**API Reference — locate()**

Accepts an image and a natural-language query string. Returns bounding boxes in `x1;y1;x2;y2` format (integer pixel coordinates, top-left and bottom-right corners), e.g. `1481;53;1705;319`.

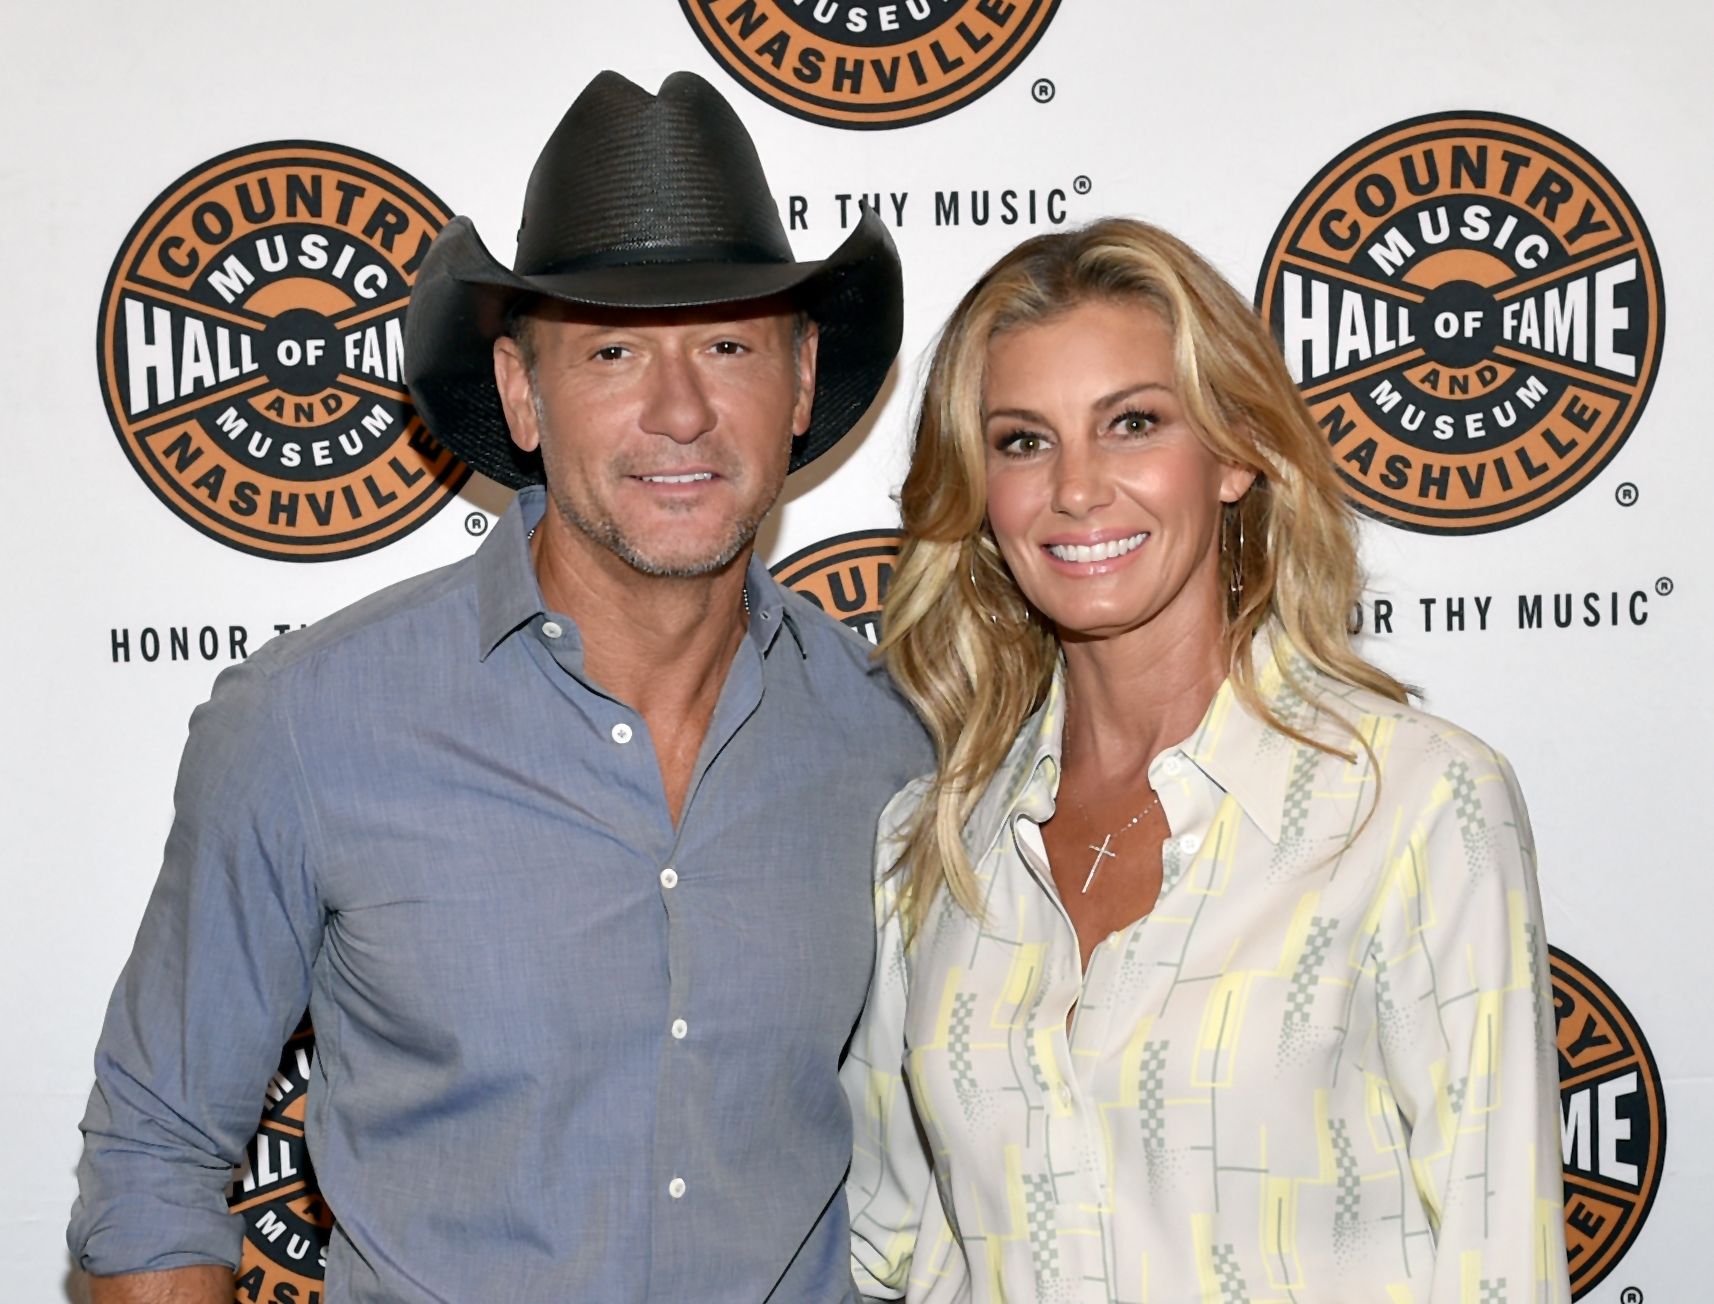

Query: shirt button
1160;755;1183;777
1179;833;1203;856
1057;1083;1073;1107
671;1018;689;1040
610;722;633;744
540;620;563;640
668;1176;686;1199
660;867;679;889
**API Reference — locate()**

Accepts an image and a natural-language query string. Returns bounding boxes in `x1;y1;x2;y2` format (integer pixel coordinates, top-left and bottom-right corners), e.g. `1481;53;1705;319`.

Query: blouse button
1178;833;1203;856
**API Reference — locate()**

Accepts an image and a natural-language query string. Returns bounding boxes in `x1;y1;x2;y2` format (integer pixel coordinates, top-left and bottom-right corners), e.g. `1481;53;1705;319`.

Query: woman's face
981;298;1254;645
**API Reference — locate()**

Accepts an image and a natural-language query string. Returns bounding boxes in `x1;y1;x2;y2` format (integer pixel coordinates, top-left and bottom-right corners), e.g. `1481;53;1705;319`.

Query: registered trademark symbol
1615;481;1639;506
1031;78;1056;103
1073;175;1092;195
1655;577;1673;597
1620;1286;1644;1304
465;512;489;537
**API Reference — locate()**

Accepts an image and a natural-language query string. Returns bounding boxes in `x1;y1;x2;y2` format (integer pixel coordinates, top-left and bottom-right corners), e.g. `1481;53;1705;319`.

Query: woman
843;220;1569;1302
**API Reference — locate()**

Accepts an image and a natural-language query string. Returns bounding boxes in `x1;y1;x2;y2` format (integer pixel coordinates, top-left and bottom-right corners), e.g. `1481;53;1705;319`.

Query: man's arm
69;659;324;1279
87;1264;233;1304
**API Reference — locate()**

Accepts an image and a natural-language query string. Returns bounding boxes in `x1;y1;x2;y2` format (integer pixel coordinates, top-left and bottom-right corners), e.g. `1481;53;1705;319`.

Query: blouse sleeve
842;787;940;1301
1372;738;1571;1302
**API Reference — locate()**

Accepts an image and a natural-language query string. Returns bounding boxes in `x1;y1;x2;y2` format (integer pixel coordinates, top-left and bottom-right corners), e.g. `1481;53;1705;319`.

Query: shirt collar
476;485;805;661
962;627;1340;853
742;554;807;658
476;487;549;660
1177;634;1297;844
961;673;1065;864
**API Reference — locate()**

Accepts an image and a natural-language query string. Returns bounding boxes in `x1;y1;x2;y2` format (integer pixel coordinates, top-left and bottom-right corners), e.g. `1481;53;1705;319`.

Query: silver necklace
1079;789;1161;894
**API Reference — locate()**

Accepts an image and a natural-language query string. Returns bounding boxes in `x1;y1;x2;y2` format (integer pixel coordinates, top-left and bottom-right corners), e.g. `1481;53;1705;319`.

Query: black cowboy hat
404;70;903;488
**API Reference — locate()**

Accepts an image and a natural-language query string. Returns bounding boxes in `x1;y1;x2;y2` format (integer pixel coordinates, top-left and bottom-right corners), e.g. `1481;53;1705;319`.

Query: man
70;71;928;1302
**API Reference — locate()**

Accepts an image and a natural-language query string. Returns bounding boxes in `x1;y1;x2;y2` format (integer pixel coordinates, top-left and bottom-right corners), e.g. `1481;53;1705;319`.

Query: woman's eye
996;431;1045;456
1114;409;1156;436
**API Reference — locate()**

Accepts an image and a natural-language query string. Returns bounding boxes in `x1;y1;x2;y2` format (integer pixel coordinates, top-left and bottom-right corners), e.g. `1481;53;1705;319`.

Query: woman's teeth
1046;533;1147;563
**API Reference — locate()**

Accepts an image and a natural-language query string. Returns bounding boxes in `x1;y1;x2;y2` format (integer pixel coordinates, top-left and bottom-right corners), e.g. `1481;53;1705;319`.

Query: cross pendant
1081;834;1117;893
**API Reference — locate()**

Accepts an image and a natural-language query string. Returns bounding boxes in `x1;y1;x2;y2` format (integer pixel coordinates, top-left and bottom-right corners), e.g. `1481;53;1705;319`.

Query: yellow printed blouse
843;637;1571;1303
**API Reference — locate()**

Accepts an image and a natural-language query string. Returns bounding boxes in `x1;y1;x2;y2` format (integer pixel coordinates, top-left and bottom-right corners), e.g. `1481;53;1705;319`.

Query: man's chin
548;490;769;581
604;528;756;580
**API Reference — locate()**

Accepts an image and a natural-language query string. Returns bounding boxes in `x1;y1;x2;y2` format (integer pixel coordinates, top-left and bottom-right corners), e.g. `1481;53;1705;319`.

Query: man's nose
639;350;717;443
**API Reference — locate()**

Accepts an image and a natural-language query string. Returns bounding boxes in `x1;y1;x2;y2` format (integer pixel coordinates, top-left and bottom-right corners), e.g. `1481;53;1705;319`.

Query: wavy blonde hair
881;218;1408;932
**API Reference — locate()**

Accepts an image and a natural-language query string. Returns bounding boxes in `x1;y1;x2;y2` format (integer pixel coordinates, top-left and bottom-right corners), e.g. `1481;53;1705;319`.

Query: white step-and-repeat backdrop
3;2;1707;1300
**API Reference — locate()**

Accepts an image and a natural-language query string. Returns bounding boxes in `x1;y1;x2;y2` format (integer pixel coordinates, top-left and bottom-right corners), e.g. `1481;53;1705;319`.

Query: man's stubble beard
544;474;778;579
533;385;786;579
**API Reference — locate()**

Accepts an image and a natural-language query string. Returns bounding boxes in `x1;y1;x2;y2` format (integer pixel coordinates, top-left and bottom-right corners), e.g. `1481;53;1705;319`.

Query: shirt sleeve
1372;738;1571;1303
68;658;324;1276
842;788;939;1301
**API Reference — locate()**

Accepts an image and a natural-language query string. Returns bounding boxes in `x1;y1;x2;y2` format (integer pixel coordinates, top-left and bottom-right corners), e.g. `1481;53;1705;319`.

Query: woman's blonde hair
881;218;1408;933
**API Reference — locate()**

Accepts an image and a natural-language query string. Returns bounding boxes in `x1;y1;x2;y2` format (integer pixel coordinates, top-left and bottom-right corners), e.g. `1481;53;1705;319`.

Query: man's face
494;303;817;578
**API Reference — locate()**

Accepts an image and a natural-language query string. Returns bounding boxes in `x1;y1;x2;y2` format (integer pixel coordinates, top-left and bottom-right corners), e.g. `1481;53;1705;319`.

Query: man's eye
594;346;628;361
712;339;746;355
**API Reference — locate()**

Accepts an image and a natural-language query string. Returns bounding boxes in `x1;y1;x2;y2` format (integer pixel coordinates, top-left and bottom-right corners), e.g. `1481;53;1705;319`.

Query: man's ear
790;319;820;438
493;336;540;453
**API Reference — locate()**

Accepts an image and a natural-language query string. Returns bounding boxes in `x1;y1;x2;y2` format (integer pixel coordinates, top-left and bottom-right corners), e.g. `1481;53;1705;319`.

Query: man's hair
503;295;546;375
879;218;1409;934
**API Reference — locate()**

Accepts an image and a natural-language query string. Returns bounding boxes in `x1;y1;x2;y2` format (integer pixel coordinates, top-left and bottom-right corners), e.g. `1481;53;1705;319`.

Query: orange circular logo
680;0;1061;129
1256;113;1663;533
1552;946;1666;1299
227;1020;333;1297
99;142;469;561
771;529;902;643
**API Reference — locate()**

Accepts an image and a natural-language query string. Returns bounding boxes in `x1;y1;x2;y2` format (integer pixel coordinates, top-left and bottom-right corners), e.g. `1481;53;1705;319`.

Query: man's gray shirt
69;485;931;1301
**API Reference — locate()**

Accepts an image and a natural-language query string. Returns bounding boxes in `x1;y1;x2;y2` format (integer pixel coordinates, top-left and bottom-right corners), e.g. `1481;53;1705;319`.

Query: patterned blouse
843;635;1571;1303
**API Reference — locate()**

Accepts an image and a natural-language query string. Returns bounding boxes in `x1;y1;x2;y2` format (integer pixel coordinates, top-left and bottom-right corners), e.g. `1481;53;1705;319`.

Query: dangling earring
968;539;998;626
1224;505;1245;609
969;535;1030;630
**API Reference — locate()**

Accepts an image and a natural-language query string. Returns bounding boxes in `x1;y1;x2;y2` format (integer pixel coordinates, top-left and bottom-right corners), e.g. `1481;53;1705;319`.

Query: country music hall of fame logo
681;0;1061;128
771;529;902;643
98;141;469;561
226;1019;332;1300
1256;112;1663;534
1552;947;1667;1299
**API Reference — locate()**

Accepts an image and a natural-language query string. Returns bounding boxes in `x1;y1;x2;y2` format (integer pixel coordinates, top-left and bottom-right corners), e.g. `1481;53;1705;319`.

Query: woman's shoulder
878;773;936;840
1291;663;1523;798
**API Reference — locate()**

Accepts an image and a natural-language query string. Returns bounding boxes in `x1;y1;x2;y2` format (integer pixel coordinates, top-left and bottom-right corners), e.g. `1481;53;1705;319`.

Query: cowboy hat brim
404;208;902;489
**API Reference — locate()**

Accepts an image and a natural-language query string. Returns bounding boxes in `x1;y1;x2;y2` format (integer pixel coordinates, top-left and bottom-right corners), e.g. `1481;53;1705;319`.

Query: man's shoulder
776;587;929;749
260;554;477;670
779;585;895;691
